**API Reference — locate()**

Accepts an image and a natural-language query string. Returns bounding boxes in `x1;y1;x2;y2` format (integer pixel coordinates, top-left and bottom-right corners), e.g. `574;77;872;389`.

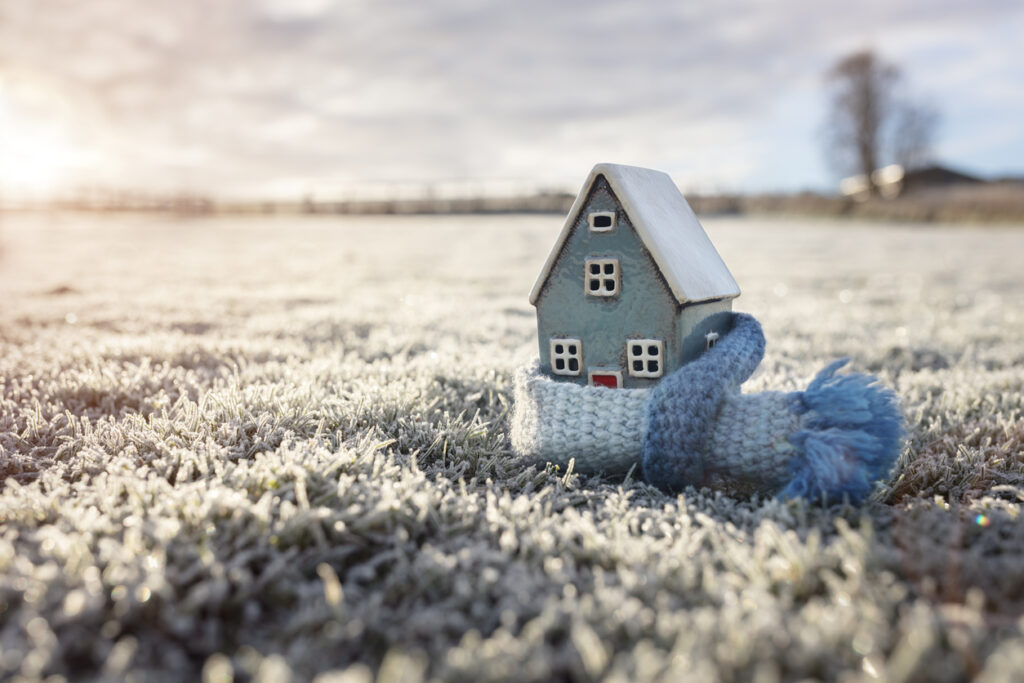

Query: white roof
529;163;740;305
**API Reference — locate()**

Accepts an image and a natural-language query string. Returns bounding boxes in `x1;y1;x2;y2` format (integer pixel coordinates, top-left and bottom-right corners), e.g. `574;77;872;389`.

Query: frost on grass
1;214;1024;682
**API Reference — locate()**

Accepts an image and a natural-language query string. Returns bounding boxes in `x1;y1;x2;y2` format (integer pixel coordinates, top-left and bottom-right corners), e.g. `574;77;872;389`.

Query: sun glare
0;86;84;198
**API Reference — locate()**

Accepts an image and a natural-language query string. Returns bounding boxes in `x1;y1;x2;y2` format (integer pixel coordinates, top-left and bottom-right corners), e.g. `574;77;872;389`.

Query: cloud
0;0;1021;197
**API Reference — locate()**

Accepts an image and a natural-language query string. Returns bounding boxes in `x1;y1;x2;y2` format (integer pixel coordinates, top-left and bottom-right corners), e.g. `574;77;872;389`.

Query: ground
1;212;1023;682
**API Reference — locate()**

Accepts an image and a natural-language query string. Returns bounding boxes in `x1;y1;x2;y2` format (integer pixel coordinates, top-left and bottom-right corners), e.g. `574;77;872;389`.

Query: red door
589;371;622;388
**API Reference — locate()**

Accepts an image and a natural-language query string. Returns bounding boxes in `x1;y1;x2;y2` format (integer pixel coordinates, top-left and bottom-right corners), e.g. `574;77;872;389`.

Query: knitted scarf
511;313;904;503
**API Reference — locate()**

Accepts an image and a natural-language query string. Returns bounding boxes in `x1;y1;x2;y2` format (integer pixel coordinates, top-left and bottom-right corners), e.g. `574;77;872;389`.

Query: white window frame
588;368;623;388
549;338;582;376
705;331;720;351
584;258;620;297
588;211;616;232
627;339;664;378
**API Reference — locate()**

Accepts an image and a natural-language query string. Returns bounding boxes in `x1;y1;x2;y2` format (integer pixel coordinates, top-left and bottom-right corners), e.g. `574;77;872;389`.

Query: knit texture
511;312;904;502
702;391;802;497
781;359;905;502
641;313;766;491
510;362;648;474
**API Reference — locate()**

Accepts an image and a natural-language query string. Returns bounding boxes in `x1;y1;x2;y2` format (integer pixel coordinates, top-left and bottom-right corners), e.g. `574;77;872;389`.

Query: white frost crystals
2;212;1024;682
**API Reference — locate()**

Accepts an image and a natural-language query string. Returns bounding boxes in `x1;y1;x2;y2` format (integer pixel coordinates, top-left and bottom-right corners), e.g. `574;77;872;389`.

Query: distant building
840;164;982;201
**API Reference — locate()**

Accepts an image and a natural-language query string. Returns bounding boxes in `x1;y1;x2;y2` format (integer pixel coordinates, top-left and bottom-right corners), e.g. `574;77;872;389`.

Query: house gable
534;175;680;387
530;163;739;306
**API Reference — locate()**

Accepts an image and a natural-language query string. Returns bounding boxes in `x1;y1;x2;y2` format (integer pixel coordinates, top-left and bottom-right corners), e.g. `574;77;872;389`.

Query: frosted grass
1;213;1023;681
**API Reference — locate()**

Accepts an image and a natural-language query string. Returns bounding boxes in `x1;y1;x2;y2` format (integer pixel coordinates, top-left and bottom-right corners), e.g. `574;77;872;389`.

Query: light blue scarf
642;313;904;502
511;312;904;503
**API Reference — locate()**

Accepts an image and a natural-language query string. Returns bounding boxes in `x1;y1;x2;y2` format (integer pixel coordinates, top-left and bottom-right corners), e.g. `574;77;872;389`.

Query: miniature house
530;163;740;389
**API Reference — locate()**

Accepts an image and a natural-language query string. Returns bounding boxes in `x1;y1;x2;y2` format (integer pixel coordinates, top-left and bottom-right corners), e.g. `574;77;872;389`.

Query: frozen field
1;212;1023;681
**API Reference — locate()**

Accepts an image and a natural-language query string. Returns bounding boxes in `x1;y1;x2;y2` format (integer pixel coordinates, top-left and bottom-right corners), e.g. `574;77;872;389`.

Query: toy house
529;163;740;389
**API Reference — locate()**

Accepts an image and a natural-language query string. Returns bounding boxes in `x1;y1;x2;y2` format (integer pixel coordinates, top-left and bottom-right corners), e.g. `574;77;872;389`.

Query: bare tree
823;49;939;196
892;100;940;171
824;50;899;196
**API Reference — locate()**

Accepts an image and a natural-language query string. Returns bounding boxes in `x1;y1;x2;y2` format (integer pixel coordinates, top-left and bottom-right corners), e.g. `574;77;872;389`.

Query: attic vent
588;211;616;232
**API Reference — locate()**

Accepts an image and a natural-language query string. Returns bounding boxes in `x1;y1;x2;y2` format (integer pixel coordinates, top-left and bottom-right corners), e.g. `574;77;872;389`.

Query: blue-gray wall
535;176;733;389
675;301;734;365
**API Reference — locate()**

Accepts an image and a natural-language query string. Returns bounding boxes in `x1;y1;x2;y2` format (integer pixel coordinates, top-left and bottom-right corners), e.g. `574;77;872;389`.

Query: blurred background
0;0;1021;218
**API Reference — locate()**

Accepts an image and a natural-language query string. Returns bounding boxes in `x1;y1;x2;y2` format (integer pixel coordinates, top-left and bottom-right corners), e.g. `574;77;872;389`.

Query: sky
0;0;1021;200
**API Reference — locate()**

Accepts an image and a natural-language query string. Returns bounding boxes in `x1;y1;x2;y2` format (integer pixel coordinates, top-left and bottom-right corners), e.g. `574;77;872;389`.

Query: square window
627;339;664;378
588;211;616;232
550;337;582;376
584;258;619;297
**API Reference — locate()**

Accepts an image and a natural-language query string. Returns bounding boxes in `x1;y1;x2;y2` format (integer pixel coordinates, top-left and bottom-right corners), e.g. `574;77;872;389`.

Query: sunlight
0;84;83;198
